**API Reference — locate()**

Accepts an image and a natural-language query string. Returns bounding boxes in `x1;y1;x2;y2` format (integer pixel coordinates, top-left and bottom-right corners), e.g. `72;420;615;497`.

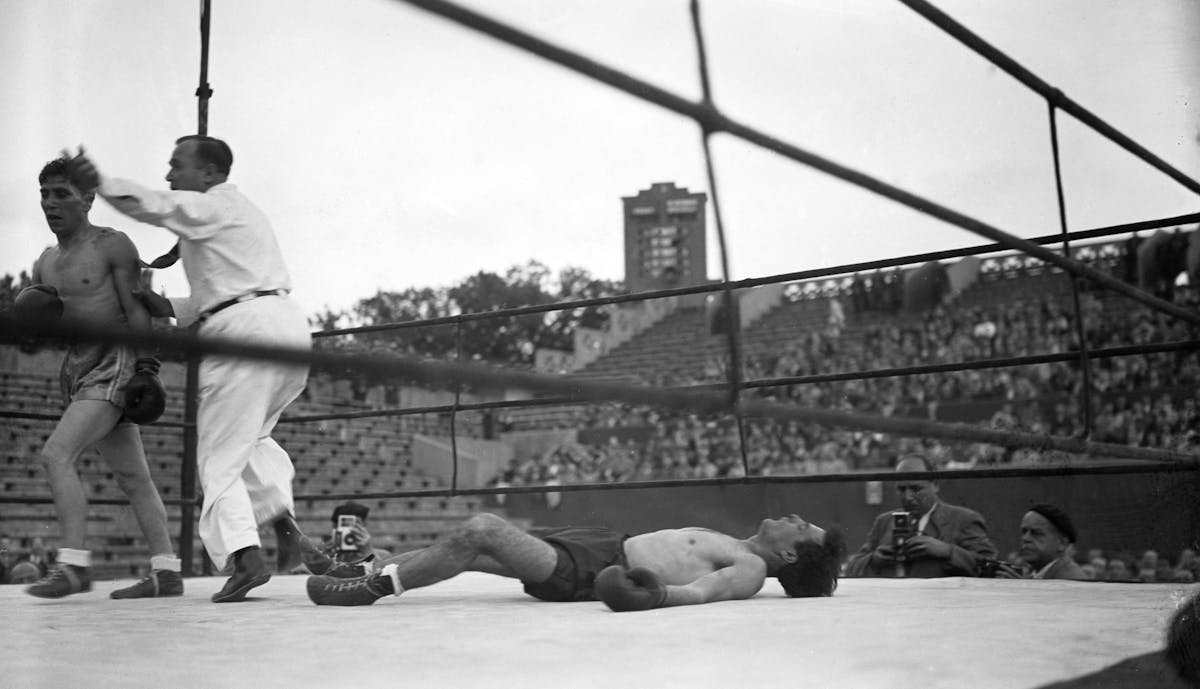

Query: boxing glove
595;565;668;612
14;284;64;321
123;357;166;424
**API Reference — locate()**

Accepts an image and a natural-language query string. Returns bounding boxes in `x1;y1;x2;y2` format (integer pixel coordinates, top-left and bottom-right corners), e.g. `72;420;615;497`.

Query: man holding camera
844;454;997;578
298;502;391;574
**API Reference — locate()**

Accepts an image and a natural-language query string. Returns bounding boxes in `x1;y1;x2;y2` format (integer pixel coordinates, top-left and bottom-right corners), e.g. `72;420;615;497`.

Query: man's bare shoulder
91;226;139;262
92;226;134;247
31;244;56;271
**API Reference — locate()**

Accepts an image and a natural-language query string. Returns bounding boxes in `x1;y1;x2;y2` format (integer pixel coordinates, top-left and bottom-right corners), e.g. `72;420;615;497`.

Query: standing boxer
66;138;317;602
21;156;181;599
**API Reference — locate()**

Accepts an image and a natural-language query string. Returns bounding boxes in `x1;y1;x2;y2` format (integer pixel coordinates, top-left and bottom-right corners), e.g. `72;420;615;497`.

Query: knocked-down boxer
305;512;845;611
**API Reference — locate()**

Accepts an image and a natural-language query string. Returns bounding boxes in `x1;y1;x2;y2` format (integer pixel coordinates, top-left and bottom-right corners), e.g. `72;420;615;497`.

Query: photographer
845;454;997;578
296;502;391;574
993;504;1086;580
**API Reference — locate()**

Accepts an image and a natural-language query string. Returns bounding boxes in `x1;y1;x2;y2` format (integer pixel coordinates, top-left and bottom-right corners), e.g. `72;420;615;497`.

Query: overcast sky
2;0;1197;319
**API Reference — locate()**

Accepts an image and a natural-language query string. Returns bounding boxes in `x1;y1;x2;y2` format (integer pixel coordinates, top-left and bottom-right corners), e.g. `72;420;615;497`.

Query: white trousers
195;295;310;571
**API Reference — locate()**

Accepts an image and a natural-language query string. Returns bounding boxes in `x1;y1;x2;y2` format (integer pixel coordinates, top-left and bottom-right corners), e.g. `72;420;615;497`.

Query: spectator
9;557;41;585
997;504;1085;580
844;454;998;577
1176;549;1199;582
28;537;52;579
297;501;392;575
0;534;13;584
1105;558;1132;582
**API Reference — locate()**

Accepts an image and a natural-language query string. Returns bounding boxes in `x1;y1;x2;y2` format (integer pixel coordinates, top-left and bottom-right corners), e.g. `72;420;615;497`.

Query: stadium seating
0;371;503;579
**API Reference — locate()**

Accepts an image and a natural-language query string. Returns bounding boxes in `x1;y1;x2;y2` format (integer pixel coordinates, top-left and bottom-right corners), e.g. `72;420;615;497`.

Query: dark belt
195;289;288;326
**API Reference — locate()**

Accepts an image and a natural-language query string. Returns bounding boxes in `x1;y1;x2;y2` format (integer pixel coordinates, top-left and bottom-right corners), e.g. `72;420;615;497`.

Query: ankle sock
58;548;90;568
380;563;404;597
150;555;181;572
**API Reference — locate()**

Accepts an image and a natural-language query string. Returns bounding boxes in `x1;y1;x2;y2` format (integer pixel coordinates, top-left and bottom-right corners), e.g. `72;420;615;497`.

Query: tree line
2;261;625;368
311;260;623;366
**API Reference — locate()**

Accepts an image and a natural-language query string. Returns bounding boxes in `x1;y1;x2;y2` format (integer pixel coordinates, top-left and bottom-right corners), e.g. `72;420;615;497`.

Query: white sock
58;548;90;568
381;563;404;597
150;555;181;572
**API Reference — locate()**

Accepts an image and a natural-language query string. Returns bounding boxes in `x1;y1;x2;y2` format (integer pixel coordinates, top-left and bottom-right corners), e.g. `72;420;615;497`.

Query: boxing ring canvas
4;573;1193;689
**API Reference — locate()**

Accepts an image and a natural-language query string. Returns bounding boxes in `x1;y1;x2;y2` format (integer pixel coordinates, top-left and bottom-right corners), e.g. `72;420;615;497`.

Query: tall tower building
622;182;708;293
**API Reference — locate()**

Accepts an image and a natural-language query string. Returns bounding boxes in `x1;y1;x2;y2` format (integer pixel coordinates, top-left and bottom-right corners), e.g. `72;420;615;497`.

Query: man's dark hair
777;528;846;598
1165;591;1199;686
38;157;71;185
896;453;935;472
175;135;234;174
331;501;370;524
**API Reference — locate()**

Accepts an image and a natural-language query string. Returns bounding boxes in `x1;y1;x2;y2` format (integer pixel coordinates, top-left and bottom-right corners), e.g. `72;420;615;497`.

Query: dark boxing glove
14;284;64;321
123;357;166;425
595;565;668;612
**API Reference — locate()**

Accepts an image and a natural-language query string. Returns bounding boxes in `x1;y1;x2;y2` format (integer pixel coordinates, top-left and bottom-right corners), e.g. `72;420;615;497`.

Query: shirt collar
916;502;938;532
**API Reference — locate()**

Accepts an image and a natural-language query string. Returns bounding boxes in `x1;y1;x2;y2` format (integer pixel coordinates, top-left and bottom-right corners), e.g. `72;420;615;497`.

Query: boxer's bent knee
458;513;510;546
38;442;80;471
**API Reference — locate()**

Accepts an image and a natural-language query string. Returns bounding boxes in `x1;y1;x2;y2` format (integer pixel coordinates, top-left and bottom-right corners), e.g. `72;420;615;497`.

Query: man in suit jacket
845;454;997;577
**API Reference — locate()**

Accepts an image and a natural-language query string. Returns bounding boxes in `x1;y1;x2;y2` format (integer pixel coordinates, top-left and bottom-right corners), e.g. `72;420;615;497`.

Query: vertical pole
449;320;463;495
181;0;214;576
1047;103;1093;438
690;0;751;477
197;0;214;136
179;358;200;576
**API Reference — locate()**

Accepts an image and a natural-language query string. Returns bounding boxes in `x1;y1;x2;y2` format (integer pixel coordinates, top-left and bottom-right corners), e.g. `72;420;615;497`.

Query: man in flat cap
1001;503;1086;580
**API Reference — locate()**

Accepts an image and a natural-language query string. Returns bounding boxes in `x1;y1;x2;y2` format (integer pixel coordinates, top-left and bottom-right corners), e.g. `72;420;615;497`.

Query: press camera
334;514;359;551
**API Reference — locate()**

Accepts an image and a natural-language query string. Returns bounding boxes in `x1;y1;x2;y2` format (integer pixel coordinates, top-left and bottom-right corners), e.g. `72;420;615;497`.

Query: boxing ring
1;574;1194;689
2;0;1199;687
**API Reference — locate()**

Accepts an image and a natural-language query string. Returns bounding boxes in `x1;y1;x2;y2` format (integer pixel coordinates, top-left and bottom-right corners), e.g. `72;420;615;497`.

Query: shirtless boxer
19;156;181;599
306;512;845;610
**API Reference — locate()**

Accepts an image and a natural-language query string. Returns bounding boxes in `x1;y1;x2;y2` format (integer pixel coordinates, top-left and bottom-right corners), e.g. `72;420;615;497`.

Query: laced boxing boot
323;555;377;579
110;569;184;599
26;564;92;599
211;546;271;603
306;567;396;606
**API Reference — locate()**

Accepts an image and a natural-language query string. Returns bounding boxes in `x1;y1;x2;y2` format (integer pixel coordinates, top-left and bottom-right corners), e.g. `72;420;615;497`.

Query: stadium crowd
491;277;1200;486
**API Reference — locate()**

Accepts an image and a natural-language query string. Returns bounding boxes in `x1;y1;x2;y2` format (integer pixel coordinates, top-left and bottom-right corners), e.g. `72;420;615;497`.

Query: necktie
141;242;180;269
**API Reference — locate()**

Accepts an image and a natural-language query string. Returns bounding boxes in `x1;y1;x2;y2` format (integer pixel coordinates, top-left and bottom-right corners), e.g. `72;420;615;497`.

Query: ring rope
1046;103;1095;434
11;333;1185;427
4;316;1197;466
3;460;1193;506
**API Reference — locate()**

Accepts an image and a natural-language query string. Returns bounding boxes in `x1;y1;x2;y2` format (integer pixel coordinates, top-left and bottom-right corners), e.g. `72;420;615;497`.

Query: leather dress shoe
211;546;270;603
